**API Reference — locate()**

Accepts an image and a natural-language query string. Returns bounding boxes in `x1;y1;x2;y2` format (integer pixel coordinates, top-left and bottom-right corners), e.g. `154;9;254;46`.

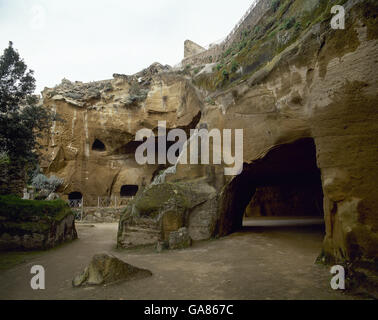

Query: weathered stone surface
184;40;205;58
156;240;168;253
244;184;323;218
169;227;192;250
117;179;217;248
82;207;124;223
46;193;60;201
72;253;152;287
181;0;378;283
188;195;218;241
38;0;377;294
39;62;202;206
0;197;77;251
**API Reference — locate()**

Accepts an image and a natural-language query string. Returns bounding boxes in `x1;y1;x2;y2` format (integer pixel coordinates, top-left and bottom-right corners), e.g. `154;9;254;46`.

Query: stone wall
245;185;324;218
82;207;125;223
184;40;205;58
181;0;271;66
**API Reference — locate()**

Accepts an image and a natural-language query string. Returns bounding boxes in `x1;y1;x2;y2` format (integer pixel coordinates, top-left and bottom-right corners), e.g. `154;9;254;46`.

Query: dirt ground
0;218;363;300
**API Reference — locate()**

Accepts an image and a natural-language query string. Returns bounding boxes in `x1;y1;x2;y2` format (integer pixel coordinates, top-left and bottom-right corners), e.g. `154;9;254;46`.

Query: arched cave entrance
92;139;106;152
217;138;324;236
68;192;83;208
68;192;83;200
120;185;139;197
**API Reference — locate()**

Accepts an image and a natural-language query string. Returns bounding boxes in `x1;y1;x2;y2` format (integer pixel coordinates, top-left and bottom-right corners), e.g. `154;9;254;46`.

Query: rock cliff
40;63;202;206
39;0;378;293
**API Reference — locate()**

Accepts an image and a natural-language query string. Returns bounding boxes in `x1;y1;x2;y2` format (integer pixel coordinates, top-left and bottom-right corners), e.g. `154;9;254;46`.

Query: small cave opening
120;185;139;197
92;139;106;152
68;192;82;200
112;112;201;159
217;138;325;236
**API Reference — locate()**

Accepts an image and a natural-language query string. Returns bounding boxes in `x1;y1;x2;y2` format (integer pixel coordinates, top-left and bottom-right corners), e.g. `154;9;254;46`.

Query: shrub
295;22;302;32
284;17;296;30
231;61;239;73
242;30;250;39
48;176;64;192
216;63;223;71
0;152;10;165
238;40;248;51
271;0;280;12
32;174;63;193
223;48;233;58
222;70;229;80
0;195;70;222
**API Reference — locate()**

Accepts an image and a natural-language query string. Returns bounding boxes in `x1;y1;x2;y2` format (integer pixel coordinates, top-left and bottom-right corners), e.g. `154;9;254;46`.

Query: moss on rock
0;195;77;251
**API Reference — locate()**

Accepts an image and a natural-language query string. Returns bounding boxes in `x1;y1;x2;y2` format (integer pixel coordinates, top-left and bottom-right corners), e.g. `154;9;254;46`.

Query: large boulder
117;179;217;248
0;196;77;251
72;254;152;287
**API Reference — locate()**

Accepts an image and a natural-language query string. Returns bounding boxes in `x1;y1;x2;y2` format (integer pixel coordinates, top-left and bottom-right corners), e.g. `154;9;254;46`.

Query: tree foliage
0;41;53;164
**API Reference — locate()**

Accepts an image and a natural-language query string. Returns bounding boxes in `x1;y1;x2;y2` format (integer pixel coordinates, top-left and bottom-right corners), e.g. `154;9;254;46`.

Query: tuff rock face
169;227;192;250
39;63;202;206
117;179;217;249
40;0;378;293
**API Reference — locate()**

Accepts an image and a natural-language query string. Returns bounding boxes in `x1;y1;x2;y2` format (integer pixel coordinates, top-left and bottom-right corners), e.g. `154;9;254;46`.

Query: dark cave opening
112;112;202;159
92;139;106;152
113;137;185;157
120;185;139;197
68;191;83;200
217;138;325;236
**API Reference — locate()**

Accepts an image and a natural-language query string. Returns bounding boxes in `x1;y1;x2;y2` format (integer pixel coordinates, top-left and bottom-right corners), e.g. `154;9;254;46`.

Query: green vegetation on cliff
193;0;352;91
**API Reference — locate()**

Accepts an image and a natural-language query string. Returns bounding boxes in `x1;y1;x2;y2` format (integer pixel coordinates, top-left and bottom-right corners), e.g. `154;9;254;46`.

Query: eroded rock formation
118;0;378;292
39;0;378;293
40;63;202;206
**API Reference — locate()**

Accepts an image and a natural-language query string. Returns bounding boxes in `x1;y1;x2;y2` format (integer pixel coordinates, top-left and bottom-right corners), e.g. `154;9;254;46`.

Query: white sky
0;0;252;93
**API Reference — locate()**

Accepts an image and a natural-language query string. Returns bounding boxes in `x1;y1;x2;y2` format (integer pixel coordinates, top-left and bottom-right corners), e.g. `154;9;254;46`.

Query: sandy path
0;220;361;300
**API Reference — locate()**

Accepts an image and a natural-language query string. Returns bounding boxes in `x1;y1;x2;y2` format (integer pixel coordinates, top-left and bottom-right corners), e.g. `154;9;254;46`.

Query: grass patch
0;195;74;237
0;251;43;272
0;195;71;222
